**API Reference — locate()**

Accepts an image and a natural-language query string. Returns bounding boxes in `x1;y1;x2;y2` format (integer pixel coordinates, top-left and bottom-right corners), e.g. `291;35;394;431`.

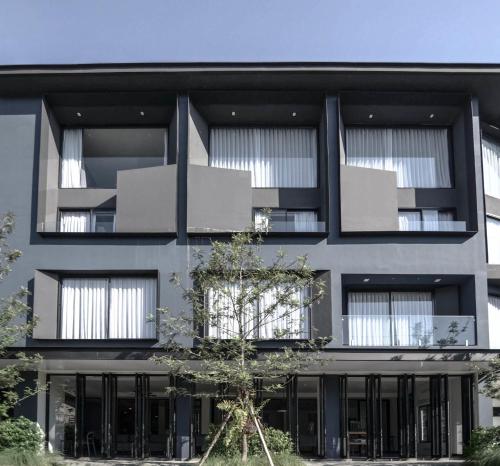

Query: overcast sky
0;0;498;66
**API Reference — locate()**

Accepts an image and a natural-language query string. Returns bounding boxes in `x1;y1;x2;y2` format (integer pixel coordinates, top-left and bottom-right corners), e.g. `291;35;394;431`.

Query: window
59;210;116;233
59;277;156;339
209;127;317;188
206;283;311;340
398;209;460;232
346;127;452;188
488;295;500;349
60;128;167;188
254;208;319;232
347;291;433;346
482;137;500;199
487;216;500;264
419;405;431;442
493;407;500;417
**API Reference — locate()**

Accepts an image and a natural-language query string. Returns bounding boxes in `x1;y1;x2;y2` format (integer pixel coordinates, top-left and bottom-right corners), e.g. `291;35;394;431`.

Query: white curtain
487;216;500;264
291;211;318;232
60;129;86;188
108;278;157;339
398;211;421;231
347;292;391;346
206;283;255;339
391;292;433;346
488;295;500;349
59;211;90;233
258;286;310;339
482;138;500;199
399;210;455;231
346;127;451;188
60;278;108;339
209;127;317;187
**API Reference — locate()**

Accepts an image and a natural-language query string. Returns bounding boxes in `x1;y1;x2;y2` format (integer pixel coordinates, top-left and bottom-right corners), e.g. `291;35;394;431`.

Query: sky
0;0;499;66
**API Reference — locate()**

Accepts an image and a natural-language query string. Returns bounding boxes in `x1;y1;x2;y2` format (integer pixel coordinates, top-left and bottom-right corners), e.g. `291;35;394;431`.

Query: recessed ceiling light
76;112;82;117
292;112;297;117
429;113;435;119
434;278;442;283
368;114;374;119
140;111;145;116
231;111;236;116
363;278;370;283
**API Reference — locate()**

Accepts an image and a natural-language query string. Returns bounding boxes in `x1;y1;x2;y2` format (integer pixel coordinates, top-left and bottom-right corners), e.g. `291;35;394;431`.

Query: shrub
205;422;294;457
0;417;43;452
203;452;304;466
0;449;61;466
465;426;500;460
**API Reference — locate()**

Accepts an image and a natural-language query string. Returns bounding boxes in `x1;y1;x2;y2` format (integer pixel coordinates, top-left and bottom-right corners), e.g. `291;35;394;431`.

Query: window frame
204;283;312;341
57;273;159;341
344;124;455;189
58;208;116;233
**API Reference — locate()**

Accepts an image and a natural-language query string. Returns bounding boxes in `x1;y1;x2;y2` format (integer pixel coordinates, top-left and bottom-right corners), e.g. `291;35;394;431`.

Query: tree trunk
250;404;275;466
198;411;232;466
242;431;249;463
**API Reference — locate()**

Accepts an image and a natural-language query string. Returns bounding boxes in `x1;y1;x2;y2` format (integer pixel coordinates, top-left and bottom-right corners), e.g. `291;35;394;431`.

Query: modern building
1;63;500;461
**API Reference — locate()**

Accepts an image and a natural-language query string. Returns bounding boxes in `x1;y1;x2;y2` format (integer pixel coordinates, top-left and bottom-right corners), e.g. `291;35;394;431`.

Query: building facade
0;64;500;460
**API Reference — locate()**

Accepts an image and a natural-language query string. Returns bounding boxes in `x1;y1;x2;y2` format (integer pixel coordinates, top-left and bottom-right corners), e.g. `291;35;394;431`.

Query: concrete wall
115;165;177;233
340;165;399;232
188;102;209;166
32;270;60;339
187;165;252;232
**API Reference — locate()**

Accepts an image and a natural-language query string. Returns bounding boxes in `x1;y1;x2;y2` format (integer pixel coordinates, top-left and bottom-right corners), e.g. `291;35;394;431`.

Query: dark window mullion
106;278;111;339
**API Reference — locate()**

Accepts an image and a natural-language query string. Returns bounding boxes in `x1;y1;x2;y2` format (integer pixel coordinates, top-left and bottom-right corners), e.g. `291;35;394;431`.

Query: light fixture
231;111;236;117
489;124;500;131
292;112;297;117
76;112;82;117
434;278;442;283
368;114;374;119
363;278;370;283
429;113;435;119
140;111;145;116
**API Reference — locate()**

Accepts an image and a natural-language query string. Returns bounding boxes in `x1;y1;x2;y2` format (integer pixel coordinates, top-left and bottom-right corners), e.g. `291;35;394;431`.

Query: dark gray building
1;63;500;460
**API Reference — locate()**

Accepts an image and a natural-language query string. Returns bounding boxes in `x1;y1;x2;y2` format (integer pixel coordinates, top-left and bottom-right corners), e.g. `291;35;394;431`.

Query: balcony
399;220;467;232
342;314;476;347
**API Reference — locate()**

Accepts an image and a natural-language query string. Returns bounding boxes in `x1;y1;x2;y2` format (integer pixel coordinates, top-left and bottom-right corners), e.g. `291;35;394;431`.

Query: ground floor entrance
44;373;475;460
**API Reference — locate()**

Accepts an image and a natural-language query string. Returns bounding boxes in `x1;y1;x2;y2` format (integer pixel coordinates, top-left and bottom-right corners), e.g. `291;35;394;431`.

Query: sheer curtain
398;211;421;231
488;295;500;349
60;129;86;188
391;292;433;346
108;278;156;339
399;210;455;231
487;216;500;264
209;127;317;187
291;211;318;232
258;286;310;339
59;211;90;233
206;283;255;339
347;292;391;346
60;278;108;339
482;138;500;199
346;127;451;188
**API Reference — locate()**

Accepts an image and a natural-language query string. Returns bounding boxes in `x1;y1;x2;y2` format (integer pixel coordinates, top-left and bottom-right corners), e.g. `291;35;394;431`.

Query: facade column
323;375;341;458
175;381;192;460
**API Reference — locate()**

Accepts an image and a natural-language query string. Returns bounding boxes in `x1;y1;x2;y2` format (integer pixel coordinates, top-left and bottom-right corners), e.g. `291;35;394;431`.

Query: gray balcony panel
32;270;59;339
340;165;398;232
115;165;177;233
187;165;252;233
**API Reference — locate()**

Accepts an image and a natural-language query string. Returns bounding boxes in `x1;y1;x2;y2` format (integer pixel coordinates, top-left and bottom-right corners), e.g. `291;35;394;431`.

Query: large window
482;137;500;199
487;216;500;264
59;210;116;233
346;291;433;346
60;277;157;339
398;209;462;232
488;295;500;349
346;127;452;188
209;127;318;188
206;283;310;340
60;128;167;188
254;208;320;232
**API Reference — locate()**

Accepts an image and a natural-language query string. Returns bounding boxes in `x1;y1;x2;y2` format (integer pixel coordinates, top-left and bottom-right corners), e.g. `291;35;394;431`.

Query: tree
479;355;500;399
152;229;330;465
0;213;42;418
